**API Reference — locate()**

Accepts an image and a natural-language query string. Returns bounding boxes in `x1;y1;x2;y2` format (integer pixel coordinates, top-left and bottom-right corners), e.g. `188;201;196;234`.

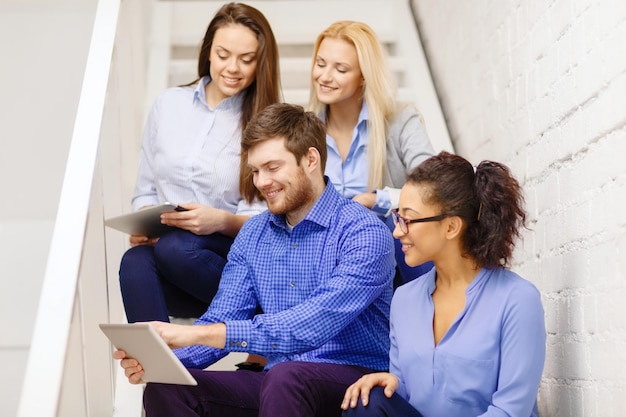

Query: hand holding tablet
100;323;197;386
104;203;188;238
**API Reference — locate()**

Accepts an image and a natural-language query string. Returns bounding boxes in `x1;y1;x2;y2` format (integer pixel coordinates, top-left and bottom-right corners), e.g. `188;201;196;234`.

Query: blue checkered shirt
175;180;395;371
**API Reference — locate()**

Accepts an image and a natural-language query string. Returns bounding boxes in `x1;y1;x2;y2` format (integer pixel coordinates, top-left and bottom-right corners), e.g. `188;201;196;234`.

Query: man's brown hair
240;103;327;202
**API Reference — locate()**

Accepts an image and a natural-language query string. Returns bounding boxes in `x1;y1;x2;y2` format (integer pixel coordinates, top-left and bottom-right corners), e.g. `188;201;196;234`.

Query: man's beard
266;167;314;217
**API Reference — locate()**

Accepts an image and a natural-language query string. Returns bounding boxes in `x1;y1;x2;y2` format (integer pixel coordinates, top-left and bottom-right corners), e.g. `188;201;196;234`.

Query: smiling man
115;103;396;417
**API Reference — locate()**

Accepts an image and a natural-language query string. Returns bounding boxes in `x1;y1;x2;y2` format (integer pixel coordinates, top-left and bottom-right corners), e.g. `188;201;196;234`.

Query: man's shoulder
310;184;376;227
338;196;375;215
240;209;272;233
340;195;380;215
230;210;274;254
331;197;390;234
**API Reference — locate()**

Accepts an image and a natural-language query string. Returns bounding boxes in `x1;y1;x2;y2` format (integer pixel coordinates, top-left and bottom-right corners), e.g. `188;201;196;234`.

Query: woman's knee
119;245;155;283
344;387;422;417
120;244;154;265
365;387;390;409
154;230;192;261
343;387;391;417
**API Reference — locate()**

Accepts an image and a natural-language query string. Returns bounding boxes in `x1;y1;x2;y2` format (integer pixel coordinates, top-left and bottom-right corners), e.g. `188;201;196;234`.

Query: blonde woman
309;20;435;284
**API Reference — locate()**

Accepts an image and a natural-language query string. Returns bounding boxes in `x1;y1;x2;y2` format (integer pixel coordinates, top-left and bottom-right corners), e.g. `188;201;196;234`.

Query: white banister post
17;1;121;416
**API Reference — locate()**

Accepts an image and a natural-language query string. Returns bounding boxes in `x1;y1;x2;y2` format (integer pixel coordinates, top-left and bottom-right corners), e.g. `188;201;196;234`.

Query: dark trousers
143;362;374;417
342;387;423;417
119;229;234;322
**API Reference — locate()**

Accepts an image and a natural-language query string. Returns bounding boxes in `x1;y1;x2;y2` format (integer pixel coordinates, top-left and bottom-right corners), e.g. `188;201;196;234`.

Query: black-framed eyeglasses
391;209;448;234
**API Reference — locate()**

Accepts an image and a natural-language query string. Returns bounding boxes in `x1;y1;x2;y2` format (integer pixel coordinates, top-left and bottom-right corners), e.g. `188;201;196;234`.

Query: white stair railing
17;0;149;415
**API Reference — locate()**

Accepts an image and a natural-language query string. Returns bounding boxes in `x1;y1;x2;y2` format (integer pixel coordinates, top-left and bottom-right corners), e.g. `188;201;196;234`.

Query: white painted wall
412;0;626;416
0;2;96;416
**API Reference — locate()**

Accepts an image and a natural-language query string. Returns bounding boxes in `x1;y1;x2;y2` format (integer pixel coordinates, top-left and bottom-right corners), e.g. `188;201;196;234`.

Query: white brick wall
412;0;626;416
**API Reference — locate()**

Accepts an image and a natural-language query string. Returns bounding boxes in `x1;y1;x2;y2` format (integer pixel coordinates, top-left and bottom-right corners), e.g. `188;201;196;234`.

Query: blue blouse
323;102;434;217
390;267;546;417
324;104;370;200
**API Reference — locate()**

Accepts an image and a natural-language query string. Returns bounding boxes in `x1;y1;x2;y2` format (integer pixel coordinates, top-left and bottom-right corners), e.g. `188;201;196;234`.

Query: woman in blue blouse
342;151;546;417
308;21;435;285
119;2;281;323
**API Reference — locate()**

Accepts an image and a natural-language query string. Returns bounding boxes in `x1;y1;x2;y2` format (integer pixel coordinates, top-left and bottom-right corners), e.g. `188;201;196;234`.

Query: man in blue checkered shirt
115;103;396;417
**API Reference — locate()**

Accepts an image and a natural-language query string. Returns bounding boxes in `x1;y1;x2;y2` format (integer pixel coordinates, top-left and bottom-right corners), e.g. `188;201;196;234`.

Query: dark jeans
119;229;234;322
342;386;423;417
143;361;374;417
383;215;433;288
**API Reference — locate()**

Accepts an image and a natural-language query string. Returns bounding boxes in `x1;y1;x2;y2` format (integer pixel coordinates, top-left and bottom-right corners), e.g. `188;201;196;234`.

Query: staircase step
147;0;453;152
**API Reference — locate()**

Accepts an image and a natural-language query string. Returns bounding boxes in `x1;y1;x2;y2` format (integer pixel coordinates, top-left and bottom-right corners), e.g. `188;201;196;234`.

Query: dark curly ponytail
406;151;526;268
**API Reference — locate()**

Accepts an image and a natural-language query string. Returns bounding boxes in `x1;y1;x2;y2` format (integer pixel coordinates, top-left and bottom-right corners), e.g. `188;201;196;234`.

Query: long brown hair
186;3;282;200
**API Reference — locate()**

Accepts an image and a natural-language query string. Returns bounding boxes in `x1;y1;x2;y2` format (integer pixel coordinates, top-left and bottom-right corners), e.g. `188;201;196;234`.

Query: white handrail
17;0;121;415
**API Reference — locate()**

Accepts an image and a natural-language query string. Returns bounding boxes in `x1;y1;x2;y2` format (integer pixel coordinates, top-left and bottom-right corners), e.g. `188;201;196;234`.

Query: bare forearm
196;322;227;349
152;322;226;349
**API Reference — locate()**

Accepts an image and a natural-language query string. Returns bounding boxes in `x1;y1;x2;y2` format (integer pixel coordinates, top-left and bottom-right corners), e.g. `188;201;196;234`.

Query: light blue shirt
324;104;370;201
132;76;265;215
323;102;434;217
175;180;396;371
390;267;546;417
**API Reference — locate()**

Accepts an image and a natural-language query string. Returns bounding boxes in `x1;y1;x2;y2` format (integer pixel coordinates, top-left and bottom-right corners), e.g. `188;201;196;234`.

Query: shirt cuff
224;320;253;352
371;189;393;217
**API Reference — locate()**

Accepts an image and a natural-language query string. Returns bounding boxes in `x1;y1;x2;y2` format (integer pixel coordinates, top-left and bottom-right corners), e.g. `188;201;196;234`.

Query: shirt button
241;341;248;348
272;344;277;349
290;281;295;287
292;243;297;248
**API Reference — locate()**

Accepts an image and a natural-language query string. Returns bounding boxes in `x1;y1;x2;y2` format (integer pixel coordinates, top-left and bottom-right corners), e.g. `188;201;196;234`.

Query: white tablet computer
104;203;186;238
100;323;197;386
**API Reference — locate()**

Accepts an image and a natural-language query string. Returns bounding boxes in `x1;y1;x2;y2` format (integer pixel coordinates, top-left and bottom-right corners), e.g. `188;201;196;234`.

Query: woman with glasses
308;21;435;286
341;151;546;417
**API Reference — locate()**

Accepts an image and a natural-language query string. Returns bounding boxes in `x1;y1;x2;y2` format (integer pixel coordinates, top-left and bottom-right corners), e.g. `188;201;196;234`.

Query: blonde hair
308;21;397;190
